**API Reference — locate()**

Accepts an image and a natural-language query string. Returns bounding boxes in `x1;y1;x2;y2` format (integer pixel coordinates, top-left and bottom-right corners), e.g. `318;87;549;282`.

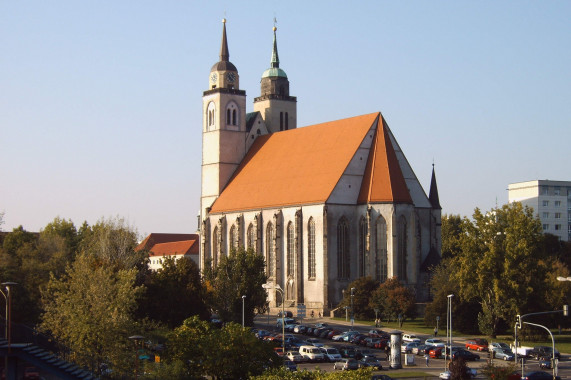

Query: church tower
201;19;247;219
253;26;297;133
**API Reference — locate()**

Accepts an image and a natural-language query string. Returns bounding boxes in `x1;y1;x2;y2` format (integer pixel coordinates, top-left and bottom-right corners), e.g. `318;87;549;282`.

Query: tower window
280;112;283;131
226;102;239;127
285;112;289;130
206;102;216;130
232;109;237;125
227;109;231;125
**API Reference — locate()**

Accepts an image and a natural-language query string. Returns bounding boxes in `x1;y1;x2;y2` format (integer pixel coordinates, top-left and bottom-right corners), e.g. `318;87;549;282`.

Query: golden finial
222;18;226;24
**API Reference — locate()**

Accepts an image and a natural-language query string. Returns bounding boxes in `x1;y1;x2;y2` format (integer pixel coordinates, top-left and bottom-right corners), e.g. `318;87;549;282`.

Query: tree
370;277;415;325
137;256;209;328
203;247;267;325
448;358;470;380
453;203;547;336
40;253;143;375
337;277;379;319
41;217;79;256
441;214;464;258
162;316;280;379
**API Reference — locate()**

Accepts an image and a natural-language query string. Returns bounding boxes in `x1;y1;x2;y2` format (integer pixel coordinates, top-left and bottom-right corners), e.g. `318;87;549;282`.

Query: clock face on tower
226;72;236;83
210;73;218;84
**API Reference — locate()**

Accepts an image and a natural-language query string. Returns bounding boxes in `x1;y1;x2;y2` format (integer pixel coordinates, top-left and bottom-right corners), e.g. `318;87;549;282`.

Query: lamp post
129;335;144;380
242;295;246;328
262;283;285;357
1;282;17;350
446;294;454;370
350;287;355;331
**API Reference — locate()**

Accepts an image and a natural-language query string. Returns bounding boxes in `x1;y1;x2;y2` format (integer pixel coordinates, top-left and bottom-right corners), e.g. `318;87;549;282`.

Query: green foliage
203;247;268;325
78;217;144;270
370;277;416;324
251;367;373;379
2;225;37;255
337;277;380;319
162;316;280;379
40;253;143;375
41;217;79;256
448;358;469;380
429;203;550;336
480;360;517;380
137;256;209;328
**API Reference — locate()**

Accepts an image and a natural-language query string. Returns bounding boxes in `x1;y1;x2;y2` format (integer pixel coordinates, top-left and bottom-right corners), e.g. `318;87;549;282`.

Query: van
299;345;325;362
402;334;421;343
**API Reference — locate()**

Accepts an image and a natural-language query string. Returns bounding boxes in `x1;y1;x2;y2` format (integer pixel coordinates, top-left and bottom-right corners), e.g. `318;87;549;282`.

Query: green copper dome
262;67;288;78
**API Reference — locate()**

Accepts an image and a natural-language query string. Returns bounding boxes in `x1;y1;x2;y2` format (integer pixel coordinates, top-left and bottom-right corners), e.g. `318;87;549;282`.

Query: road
254;315;571;378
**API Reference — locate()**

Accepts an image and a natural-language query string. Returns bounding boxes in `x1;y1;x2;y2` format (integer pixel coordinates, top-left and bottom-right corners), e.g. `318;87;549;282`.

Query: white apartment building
508;180;571;241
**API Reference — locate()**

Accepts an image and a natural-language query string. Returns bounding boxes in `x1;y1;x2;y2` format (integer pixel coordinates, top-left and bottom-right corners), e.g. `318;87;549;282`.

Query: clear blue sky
1;1;570;237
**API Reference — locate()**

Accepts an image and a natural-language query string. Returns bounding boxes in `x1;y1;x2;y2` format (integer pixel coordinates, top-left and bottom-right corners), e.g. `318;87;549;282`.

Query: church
199;20;442;315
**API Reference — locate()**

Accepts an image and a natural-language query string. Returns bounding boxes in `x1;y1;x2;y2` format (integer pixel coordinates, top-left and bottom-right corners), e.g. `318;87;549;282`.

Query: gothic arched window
337;217;350;279
398;216;408;281
229;225;238;252
359;217;367;277
247;223;255;251
287;222;295;277
226;102;239;127
212;226;219;268
207;102;216;130
375;216;388;282
308;218;316;279
266;223;275;279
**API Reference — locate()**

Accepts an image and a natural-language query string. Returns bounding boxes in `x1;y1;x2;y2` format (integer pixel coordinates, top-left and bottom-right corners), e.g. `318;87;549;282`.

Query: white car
402;334;421;343
425;338;446;347
401;342;420;353
320;346;342;362
286;351;305;363
440;368;476;380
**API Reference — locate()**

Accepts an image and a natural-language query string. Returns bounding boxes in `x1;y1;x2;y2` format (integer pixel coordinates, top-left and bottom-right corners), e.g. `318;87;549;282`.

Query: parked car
334;358;359;370
286;350;305;363
315;322;329;328
538;356;553;370
529;346;560;360
319;329;333;339
465;338;489;351
305;338;323;347
489;342;511;351
339;346;357;358
452;349;480;361
425;338;446;347
278;310;293;318
402;334;421;343
364;337;381;348
293;325;307;334
439;367;477;379
299;345;325;362
327;330;342;340
522;371;561;380
320;346;342;362
284;360;297;372
414;344;433;355
401;342;420;353
358;356;383;369
277;318;296;329
369;329;383;336
493;348;515;361
429;346;443;359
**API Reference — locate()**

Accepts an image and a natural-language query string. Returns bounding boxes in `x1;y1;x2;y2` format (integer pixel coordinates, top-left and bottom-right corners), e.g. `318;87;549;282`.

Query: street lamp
242;295;246;328
446;294;454;370
350;287;355;331
262;283;285;357
129;335;144;380
1;282;17;350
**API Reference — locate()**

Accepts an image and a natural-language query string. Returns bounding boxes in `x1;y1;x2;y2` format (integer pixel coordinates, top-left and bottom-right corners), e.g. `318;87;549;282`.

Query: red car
465;339;489;352
429;347;443;358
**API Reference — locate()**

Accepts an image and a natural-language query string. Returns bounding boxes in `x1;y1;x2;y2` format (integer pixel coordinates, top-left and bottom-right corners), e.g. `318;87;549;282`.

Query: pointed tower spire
220;18;229;62
271;26;279;68
428;163;442;209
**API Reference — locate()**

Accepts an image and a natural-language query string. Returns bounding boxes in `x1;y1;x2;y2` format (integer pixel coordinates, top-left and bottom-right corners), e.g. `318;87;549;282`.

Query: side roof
209;111;430;213
210;112;380;213
136;233;198;251
148;240;199;257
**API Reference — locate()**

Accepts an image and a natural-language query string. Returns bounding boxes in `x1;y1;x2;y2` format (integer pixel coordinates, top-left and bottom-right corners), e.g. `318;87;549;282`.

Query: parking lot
254;315;571;378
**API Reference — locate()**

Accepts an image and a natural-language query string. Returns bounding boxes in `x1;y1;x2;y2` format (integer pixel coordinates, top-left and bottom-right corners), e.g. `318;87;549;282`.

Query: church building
199;20;442;314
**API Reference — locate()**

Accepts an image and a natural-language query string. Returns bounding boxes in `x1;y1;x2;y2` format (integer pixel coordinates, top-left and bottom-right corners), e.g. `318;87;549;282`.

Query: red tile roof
358;116;412;203
148;240;198;257
209;112;412;213
136;233;198;252
210;113;379;213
